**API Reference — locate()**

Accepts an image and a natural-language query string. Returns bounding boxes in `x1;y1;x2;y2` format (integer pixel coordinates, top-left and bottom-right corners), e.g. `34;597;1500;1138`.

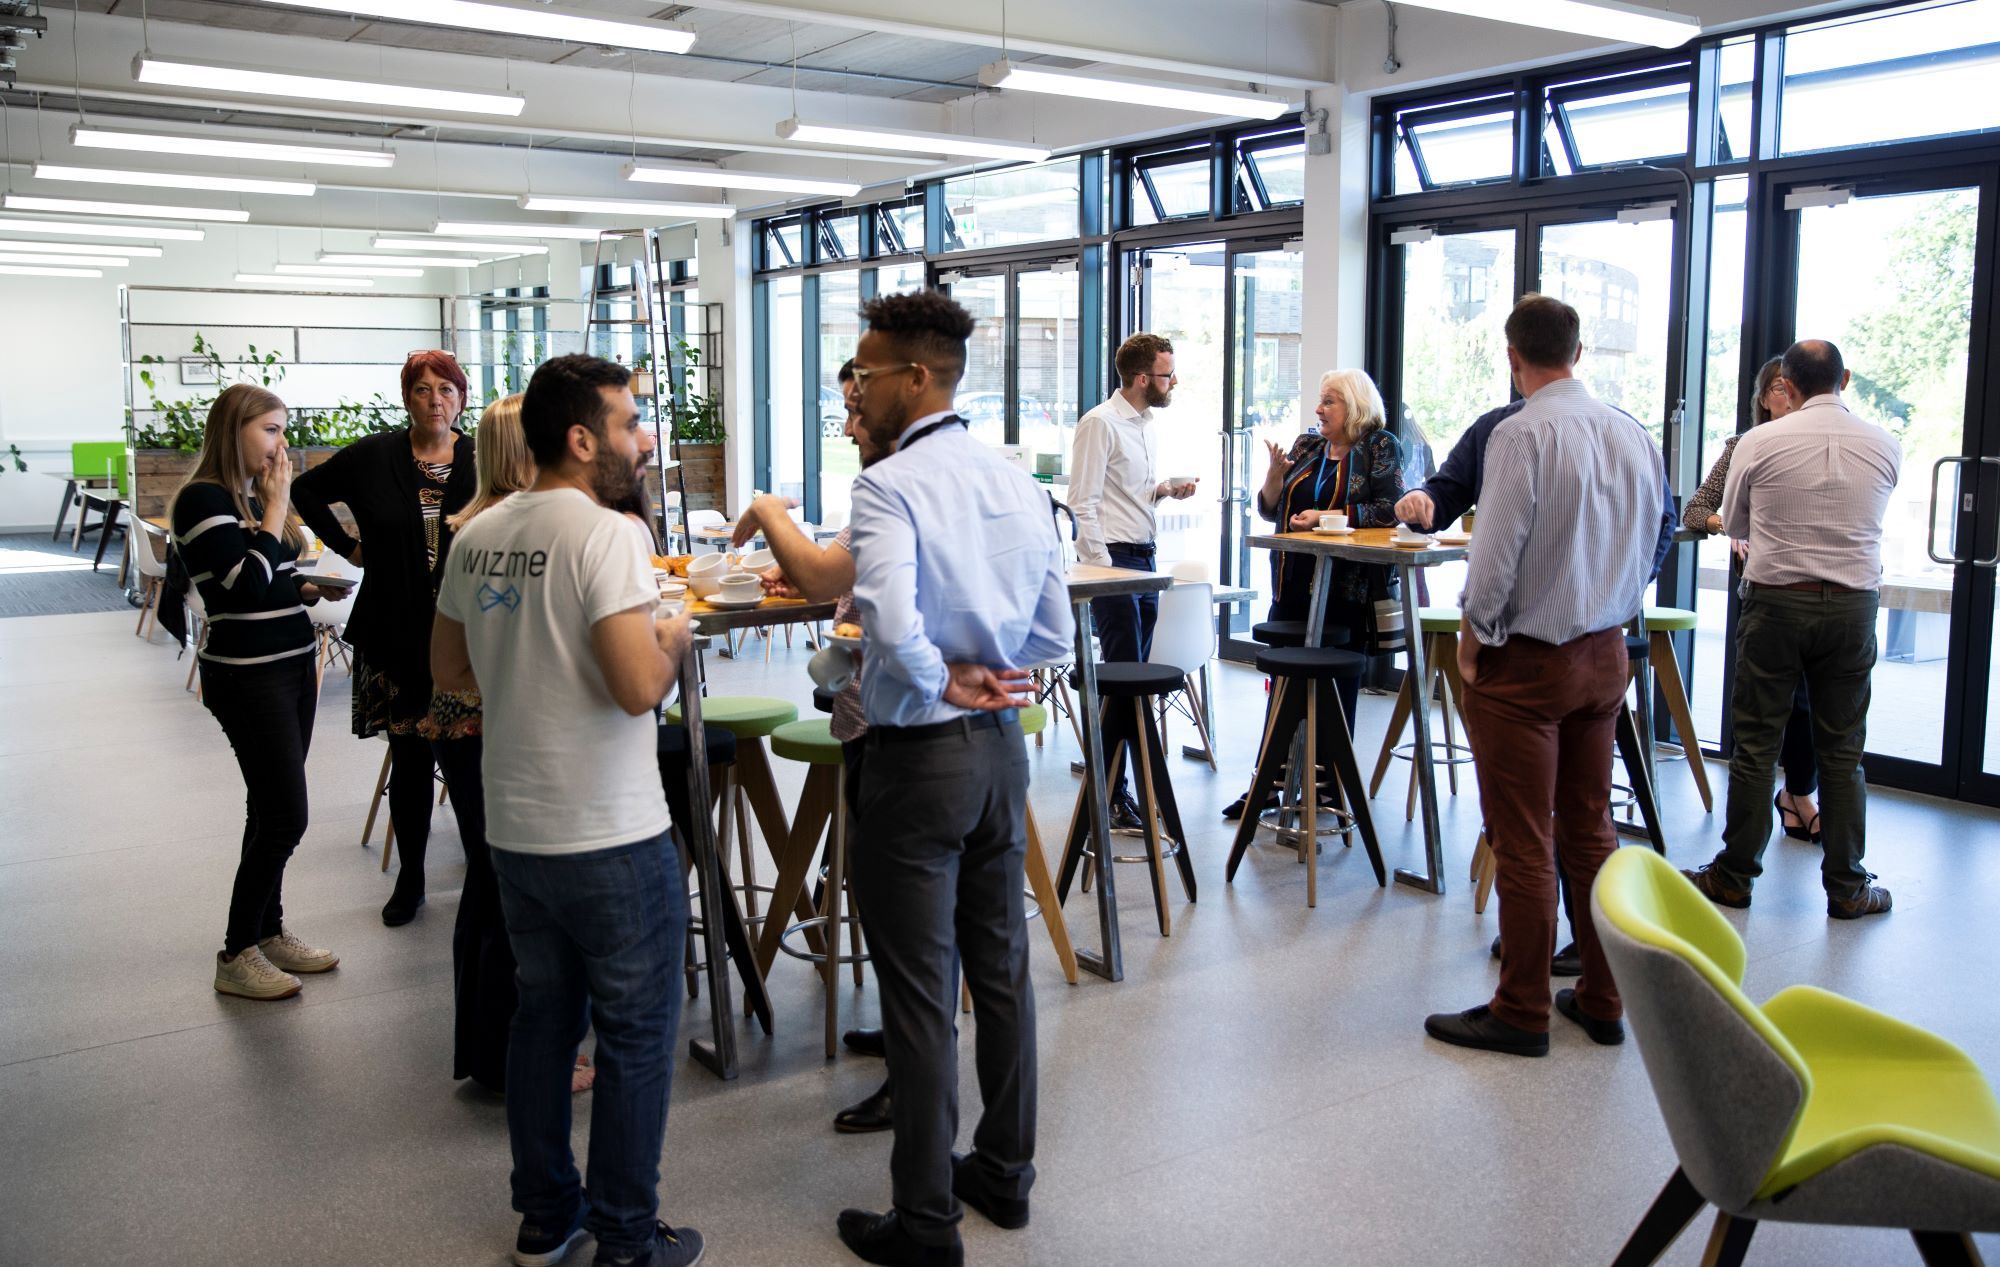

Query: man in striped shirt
1423;294;1665;1058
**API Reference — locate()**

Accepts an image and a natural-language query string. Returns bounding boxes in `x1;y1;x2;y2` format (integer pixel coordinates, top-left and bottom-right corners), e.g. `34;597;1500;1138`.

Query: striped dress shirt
172;481;315;665
1719;394;1901;591
1461;378;1666;648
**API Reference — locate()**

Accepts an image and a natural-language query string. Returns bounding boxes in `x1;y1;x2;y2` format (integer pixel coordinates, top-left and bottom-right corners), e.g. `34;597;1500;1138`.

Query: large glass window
876;260;926;296
1689;177;1749;748
817;272;864;526
1715;37;1755;162
949;273;1009;445
1015;267;1081;460
1233;247;1305;627
766;275;804;502
1780;0;2000;155
940;158;1080;251
1537;217;1675;443
1396;228;1518;464
1136;244;1228;581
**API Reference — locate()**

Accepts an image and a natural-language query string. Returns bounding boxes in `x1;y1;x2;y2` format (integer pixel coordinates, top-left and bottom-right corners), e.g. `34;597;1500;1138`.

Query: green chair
55;441;126;546
665;696;798;929
1638;605;1713;812
1594;847;2000;1266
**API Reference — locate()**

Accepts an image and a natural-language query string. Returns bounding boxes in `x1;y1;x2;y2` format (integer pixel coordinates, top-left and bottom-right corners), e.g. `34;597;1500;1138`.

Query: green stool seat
665;695;798;738
1018;704;1047;737
1418;606;1461;634
1644;605;1698;632
770;718;842;765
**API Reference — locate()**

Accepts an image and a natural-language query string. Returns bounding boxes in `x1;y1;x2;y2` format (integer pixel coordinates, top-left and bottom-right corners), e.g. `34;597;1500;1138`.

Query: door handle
1978;456;2000;569
1928;456;1973;565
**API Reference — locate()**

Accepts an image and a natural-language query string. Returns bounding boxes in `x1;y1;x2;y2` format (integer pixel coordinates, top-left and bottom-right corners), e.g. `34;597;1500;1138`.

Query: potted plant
630;352;656;400
666;338;725;512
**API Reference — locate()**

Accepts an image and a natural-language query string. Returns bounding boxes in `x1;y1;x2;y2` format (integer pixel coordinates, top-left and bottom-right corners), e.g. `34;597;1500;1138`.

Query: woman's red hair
401;349;468;403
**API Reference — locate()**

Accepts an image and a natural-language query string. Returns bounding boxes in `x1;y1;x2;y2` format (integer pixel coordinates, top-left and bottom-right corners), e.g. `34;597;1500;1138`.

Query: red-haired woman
293;350;477;924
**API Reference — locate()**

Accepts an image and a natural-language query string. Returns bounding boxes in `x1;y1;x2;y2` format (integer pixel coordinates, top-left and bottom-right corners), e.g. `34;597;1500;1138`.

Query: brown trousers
1461;627;1627;1032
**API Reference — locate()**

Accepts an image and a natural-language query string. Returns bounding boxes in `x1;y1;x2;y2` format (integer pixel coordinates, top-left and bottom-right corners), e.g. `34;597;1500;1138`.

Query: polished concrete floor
3;608;1996;1266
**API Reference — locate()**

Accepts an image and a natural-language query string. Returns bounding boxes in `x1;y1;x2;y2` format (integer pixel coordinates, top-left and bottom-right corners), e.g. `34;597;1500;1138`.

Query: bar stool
1226;646;1385;906
1640;605;1713;812
760;717;864;1058
1247;617;1351;835
1055;662;1197;936
1368;606;1476;820
664;695;800;930
657;724;739;999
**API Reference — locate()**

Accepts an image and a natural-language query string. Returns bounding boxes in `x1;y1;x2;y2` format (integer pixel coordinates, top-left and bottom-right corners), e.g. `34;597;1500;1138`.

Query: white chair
181;585;207;697
1168;559;1211;585
1147;581;1218;768
660;489;684;552
686;508;725;552
306;553;361;693
127;514;171;641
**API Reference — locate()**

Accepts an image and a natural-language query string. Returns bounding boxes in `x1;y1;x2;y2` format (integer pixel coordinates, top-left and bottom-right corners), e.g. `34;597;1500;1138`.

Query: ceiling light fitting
433;220;611;240
249;0;695;54
372;236;546;255
0;216;205;240
0;237;163;256
274;263;424;277
0;264;104;277
72;125;395;168
3;194;250;222
322;252;480;268
623;162;859;197
1388;0;1699;49
235;272;372;287
134;55;527;117
519;195;735;219
977;60;1288;120
33;163;316;196
776;118;1050;163
0;250;129;266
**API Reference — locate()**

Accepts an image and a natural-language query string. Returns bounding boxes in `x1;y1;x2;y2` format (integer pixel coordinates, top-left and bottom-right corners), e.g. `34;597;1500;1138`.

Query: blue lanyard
1313;449;1341;506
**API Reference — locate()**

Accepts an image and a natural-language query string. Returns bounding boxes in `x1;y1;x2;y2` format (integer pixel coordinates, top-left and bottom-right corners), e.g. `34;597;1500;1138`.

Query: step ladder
583;227;687;552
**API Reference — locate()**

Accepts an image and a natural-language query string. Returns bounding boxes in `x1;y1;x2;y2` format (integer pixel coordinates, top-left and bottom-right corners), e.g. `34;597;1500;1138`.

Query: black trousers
434;734;514;1090
1780;686;1819;797
201;654;317;956
851;721;1036;1246
1091;540;1158;804
386;731;440;897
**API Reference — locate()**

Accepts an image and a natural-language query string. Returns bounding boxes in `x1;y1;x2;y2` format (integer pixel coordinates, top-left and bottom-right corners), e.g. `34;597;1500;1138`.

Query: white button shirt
1068;391;1160;567
1720;392;1902;591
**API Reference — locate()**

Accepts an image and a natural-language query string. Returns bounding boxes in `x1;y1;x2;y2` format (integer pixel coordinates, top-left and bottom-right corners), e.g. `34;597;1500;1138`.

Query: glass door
1229;244;1306;642
1777;174;1998;801
945;271;1010;446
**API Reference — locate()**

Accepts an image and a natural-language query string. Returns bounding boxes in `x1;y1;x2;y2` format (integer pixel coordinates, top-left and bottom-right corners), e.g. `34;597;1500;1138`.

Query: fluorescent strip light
323;252;481;268
978;60;1288;120
134;55;527;117
0;251;130;267
275;263;424;278
777;118;1050;163
33;163;316;197
519;195;735;219
435;220;615;240
373;237;547;255
623;162;860;197
3;195;249;223
235;272;372;287
1387;0;1699;49
0;264;104;277
72;124;394;168
250;0;695;54
0;216;205;241
0;238;163;257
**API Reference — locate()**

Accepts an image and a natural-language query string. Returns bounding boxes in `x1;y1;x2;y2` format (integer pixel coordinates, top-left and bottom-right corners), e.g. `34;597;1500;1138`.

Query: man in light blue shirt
838;289;1072;1267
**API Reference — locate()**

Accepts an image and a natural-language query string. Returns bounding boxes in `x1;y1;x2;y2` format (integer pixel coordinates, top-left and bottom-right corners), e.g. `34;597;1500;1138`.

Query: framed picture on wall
178;356;218;386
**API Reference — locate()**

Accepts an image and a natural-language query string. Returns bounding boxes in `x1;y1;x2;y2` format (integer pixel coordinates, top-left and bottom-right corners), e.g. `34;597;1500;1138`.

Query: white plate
1309;525;1355;535
1391;536;1435;548
296;572;357;590
703;595;767;610
825;633;863;651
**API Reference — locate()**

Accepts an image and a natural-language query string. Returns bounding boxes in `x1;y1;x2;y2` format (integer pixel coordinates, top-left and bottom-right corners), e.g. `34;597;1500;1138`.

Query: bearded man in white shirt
1067;332;1198;828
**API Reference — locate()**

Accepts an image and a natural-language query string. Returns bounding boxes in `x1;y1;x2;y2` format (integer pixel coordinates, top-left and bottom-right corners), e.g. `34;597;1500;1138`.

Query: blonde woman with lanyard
172;384;336;1000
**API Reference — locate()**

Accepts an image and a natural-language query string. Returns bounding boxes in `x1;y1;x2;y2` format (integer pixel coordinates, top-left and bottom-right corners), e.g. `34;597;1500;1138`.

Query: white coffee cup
739;547;776;573
808;645;855;692
1318;511;1348;531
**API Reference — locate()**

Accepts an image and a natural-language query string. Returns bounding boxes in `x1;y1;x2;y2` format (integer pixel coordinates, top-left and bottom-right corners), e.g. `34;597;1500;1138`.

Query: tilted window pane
1781;0;2000;155
940;158;1080;251
1559;81;1690;165
1247;140;1306;205
1407;109;1513;186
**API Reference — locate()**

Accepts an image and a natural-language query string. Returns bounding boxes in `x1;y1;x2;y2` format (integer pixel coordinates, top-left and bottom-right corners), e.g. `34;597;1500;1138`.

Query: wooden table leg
1023;809;1078;984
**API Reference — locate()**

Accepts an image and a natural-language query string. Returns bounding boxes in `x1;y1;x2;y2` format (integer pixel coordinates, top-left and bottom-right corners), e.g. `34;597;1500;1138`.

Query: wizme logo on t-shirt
461;545;548;615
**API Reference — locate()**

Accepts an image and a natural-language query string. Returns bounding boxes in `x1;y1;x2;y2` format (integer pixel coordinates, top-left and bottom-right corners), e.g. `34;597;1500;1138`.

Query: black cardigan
291;428;476;701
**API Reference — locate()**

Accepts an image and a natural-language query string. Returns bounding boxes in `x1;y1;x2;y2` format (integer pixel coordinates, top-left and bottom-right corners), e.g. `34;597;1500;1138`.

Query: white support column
699;218;754;517
1298;84;1372;415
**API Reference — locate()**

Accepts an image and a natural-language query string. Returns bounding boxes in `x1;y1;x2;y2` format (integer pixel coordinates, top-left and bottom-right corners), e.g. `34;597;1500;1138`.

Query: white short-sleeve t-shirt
437;487;670;855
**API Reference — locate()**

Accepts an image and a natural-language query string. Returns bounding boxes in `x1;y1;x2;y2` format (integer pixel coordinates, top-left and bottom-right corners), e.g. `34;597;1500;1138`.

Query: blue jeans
490;831;688;1255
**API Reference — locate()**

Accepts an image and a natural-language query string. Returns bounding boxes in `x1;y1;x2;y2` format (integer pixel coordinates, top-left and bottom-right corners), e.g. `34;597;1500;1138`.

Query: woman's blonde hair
1317;369;1386;446
169;383;306;552
448;394;534;531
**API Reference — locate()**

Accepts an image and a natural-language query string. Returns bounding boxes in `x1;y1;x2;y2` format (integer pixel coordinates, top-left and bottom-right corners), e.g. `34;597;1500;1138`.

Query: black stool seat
657;723;738;766
1254;645;1368;680
811;685;837;715
1069;662;1185;697
1252;619;1308;647
1625;634;1649;661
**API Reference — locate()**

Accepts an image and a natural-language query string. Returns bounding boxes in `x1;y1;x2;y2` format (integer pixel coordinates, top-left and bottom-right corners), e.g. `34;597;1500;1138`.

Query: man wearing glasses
1067;332;1198;830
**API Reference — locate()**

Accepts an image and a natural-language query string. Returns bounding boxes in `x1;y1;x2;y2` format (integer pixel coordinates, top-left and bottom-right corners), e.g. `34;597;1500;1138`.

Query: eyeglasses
849;362;922;388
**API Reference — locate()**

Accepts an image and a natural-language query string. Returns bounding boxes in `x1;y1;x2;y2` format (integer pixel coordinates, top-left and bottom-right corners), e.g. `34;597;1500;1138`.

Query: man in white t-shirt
432;354;701;1267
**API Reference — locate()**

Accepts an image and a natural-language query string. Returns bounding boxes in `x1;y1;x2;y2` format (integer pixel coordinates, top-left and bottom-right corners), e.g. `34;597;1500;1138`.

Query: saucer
825;633;863;651
1309;525;1355;535
1391;535;1435;548
705;594;766;609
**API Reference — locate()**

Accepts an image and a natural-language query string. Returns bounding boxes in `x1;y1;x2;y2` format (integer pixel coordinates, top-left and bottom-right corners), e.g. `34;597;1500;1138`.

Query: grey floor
3;608;1997;1266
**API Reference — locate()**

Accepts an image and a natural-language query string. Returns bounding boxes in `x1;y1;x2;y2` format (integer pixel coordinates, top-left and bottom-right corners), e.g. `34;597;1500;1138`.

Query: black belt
867;710;1016;744
1751;580;1873;595
1107;541;1155;552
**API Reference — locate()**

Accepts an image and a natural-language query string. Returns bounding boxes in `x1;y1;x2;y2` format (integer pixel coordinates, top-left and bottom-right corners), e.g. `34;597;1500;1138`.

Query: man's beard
860;394;909;455
589;442;642;505
1145;381;1172;409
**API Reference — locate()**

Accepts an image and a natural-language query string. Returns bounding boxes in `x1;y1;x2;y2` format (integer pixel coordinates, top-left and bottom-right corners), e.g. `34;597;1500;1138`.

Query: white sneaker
259;927;339;974
214;945;303;1000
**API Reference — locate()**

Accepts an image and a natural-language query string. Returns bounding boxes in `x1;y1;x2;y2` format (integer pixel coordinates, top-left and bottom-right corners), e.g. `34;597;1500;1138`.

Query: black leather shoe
1108;800;1144;833
1489;935;1584;977
381;890;425;927
951;1153;1028;1230
843;1028;886;1058
1222;786;1279;821
835;1210;962;1266
1682;863;1752;909
1828;882;1892;920
1554;987;1624;1046
1423;1004;1548;1057
834;1081;892;1134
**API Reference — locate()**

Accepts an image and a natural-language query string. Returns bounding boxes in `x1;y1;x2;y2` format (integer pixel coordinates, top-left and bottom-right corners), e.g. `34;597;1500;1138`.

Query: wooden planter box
130;445;352;534
670;442;725;514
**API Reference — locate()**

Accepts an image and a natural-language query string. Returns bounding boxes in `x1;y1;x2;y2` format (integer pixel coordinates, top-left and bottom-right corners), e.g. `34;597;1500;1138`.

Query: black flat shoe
835;1210;962;1267
1554;987;1624;1046
382;891;425;926
1775;792;1810;842
843;1028;886;1058
951;1153;1029;1230
1108;801;1144;833
1222;786;1279;822
1423;1004;1548;1057
834;1082;893;1134
1489;935;1584;977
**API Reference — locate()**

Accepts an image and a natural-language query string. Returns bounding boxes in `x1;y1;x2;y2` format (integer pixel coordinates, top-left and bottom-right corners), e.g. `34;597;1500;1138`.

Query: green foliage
129;332;413;453
667;337;725;444
0;442;24;476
